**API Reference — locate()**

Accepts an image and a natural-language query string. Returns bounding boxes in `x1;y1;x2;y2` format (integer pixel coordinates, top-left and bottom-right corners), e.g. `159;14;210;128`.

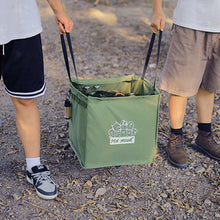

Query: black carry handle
60;33;78;81
60;31;162;87
142;31;163;91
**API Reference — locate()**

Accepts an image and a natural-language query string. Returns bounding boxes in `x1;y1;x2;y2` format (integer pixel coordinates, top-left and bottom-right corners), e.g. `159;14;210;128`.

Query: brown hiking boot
195;130;220;161
167;133;188;168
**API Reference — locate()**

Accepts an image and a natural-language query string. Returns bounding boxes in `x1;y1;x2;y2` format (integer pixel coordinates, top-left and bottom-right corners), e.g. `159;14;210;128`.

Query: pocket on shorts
173;25;197;49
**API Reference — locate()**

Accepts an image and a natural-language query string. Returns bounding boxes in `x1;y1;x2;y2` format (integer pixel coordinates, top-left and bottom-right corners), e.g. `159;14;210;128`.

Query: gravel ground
0;0;219;219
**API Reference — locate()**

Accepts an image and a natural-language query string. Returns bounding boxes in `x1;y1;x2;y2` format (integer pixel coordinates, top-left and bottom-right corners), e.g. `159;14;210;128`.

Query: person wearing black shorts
0;0;73;199
0;35;46;98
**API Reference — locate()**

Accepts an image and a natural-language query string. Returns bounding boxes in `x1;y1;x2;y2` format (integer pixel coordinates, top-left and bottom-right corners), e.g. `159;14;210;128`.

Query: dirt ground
0;0;219;219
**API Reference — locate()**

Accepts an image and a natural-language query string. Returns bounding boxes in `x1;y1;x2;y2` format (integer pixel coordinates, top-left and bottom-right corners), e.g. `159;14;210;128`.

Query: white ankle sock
26;157;41;172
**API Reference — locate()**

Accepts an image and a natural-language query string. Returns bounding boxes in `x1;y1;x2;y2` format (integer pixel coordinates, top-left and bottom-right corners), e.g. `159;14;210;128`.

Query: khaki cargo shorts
160;25;220;97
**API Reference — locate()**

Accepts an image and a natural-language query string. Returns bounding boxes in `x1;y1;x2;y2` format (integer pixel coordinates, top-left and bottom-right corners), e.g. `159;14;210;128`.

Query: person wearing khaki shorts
152;0;220;168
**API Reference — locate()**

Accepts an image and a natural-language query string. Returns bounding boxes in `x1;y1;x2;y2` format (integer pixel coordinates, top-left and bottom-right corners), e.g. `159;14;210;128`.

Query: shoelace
170;135;184;150
32;171;54;185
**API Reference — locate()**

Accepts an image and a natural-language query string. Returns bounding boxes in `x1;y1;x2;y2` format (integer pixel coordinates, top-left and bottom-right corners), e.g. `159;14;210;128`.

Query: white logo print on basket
108;120;138;145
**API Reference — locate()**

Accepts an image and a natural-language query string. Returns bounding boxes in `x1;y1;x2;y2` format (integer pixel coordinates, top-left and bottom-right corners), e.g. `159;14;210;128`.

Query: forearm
153;0;163;14
46;0;73;33
47;0;65;14
151;0;165;32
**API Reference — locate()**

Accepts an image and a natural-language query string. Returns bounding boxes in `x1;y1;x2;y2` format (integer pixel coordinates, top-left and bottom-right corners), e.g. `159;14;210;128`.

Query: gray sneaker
26;165;57;199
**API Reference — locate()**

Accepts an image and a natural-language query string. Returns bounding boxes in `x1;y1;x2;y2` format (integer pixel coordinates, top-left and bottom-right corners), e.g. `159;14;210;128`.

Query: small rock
160;193;167;198
153;210;158;215
97;204;107;212
185;171;191;176
128;193;135;201
95;187;106;198
13;193;20;201
204;199;212;205
195;166;205;174
149;63;156;69
215;213;220;218
163;202;172;210
91;32;97;37
86;193;93;199
112;63;119;68
85;180;92;187
59;133;65;138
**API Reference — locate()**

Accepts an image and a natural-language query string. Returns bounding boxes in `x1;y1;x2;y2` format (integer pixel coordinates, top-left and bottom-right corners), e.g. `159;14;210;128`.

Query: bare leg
195;88;220;161
196;88;214;123
169;94;187;129
11;97;58;199
11;97;40;158
167;94;188;168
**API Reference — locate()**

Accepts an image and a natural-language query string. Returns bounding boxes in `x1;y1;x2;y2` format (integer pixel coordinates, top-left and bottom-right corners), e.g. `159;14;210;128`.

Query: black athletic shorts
0;34;46;99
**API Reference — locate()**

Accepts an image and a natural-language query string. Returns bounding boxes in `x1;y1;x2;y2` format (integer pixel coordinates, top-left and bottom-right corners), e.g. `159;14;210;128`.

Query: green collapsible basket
61;32;162;168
